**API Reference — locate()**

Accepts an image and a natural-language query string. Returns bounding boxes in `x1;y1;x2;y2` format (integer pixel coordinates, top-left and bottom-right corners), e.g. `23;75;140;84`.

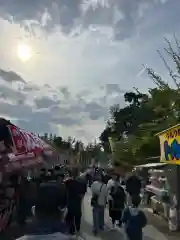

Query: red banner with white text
4;125;53;171
7;125;45;156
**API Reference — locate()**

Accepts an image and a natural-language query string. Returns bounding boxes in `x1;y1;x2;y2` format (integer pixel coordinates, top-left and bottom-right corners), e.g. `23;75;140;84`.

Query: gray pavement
1;189;179;240
81;190;124;240
81;189;176;240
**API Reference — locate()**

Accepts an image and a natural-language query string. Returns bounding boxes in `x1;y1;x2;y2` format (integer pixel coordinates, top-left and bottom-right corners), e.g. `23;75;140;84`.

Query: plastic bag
168;206;178;231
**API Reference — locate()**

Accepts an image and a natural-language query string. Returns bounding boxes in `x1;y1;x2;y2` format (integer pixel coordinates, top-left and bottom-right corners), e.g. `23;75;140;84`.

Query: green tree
100;37;180;166
53;136;63;149
99;126;111;153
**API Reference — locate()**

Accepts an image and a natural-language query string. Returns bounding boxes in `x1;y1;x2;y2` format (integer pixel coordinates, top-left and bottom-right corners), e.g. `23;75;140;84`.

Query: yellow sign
156;124;180;164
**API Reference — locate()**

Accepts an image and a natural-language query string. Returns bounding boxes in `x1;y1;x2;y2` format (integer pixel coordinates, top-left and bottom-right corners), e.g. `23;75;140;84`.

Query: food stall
133;162;167;185
145;168;170;219
155;124;180;231
0;118;54;233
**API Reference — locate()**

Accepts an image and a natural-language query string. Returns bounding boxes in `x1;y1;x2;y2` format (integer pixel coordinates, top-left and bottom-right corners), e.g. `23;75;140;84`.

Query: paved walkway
1;189;180;240
81;189;178;240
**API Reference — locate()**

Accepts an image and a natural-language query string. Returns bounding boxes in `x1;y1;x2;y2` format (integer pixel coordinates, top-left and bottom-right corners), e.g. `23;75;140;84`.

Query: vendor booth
154;124;180;231
0;118;54;233
139;124;180;231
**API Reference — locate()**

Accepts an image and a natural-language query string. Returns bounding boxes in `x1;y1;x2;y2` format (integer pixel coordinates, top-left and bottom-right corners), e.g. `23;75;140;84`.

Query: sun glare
17;43;32;62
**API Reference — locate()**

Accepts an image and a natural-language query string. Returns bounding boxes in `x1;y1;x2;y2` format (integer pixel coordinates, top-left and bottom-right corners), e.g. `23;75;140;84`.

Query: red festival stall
5;124;53;171
0;118;54;233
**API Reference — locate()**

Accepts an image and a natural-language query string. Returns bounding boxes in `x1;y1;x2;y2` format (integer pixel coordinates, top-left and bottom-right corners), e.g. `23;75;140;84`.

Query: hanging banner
156;124;180;164
7;125;26;155
7;125;46;156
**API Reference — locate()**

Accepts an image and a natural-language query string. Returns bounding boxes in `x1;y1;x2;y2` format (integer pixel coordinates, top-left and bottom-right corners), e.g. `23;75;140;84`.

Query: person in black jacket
109;177;126;228
101;170;111;185
126;172;141;204
21;178;69;238
65;170;86;235
36;176;67;219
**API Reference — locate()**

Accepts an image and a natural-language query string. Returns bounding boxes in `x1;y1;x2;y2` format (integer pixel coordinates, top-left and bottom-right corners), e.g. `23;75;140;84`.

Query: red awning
0;123;54;172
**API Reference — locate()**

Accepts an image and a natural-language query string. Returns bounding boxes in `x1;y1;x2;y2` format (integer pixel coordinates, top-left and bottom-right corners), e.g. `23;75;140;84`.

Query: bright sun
17;43;32;62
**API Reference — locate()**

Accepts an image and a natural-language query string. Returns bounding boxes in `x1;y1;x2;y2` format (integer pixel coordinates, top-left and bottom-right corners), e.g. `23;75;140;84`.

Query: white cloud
0;73;122;142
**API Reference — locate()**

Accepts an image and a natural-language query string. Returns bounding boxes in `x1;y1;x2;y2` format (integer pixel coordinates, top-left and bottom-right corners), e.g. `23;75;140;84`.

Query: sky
0;0;179;144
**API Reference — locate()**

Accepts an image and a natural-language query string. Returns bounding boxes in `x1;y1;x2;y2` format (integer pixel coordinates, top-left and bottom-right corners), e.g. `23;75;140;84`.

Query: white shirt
91;181;108;206
107;179;115;200
107;179;115;190
107;179;124;200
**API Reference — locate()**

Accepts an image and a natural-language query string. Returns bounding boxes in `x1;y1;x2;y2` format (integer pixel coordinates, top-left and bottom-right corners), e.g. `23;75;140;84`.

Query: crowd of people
15;166;87;238
11;166;147;240
89;167;147;239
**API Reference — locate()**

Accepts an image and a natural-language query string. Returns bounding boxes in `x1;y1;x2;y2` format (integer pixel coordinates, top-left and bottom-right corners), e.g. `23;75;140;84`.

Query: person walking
86;167;93;187
102;170;111;185
15;179;69;239
107;173;117;195
107;172;117;223
65;169;86;236
126;172;141;205
109;179;126;228
122;195;147;240
16;177;30;225
91;173;108;235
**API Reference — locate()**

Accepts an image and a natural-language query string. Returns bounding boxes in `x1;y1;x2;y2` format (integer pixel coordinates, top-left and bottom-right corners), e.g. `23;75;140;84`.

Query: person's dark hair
55;173;64;181
35;182;66;219
131;195;141;207
68;169;73;177
94;171;103;182
101;174;107;184
43;175;53;182
113;161;121;167
48;169;54;174
54;166;60;171
9;174;19;186
68;168;79;179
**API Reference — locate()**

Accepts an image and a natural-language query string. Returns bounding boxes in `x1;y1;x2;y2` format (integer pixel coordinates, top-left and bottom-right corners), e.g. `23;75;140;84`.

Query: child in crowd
122;195;147;240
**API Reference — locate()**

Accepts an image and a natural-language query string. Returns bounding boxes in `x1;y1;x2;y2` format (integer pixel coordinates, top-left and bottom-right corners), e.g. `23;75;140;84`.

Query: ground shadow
100;229;124;240
144;237;155;240
82;220;124;240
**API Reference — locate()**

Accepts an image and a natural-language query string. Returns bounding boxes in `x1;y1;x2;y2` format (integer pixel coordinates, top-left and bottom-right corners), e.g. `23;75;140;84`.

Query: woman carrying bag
109;182;126;228
91;174;108;235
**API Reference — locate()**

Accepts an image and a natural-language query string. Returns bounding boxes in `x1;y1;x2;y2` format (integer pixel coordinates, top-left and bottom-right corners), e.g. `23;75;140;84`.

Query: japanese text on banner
157;124;180;164
8;125;26;154
8;125;44;155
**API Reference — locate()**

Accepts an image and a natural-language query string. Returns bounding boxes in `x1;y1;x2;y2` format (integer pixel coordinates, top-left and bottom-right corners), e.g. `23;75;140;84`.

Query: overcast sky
0;0;179;143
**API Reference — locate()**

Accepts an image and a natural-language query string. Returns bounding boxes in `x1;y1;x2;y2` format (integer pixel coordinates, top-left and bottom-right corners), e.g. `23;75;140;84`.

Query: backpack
91;184;103;207
124;207;147;230
111;185;125;209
